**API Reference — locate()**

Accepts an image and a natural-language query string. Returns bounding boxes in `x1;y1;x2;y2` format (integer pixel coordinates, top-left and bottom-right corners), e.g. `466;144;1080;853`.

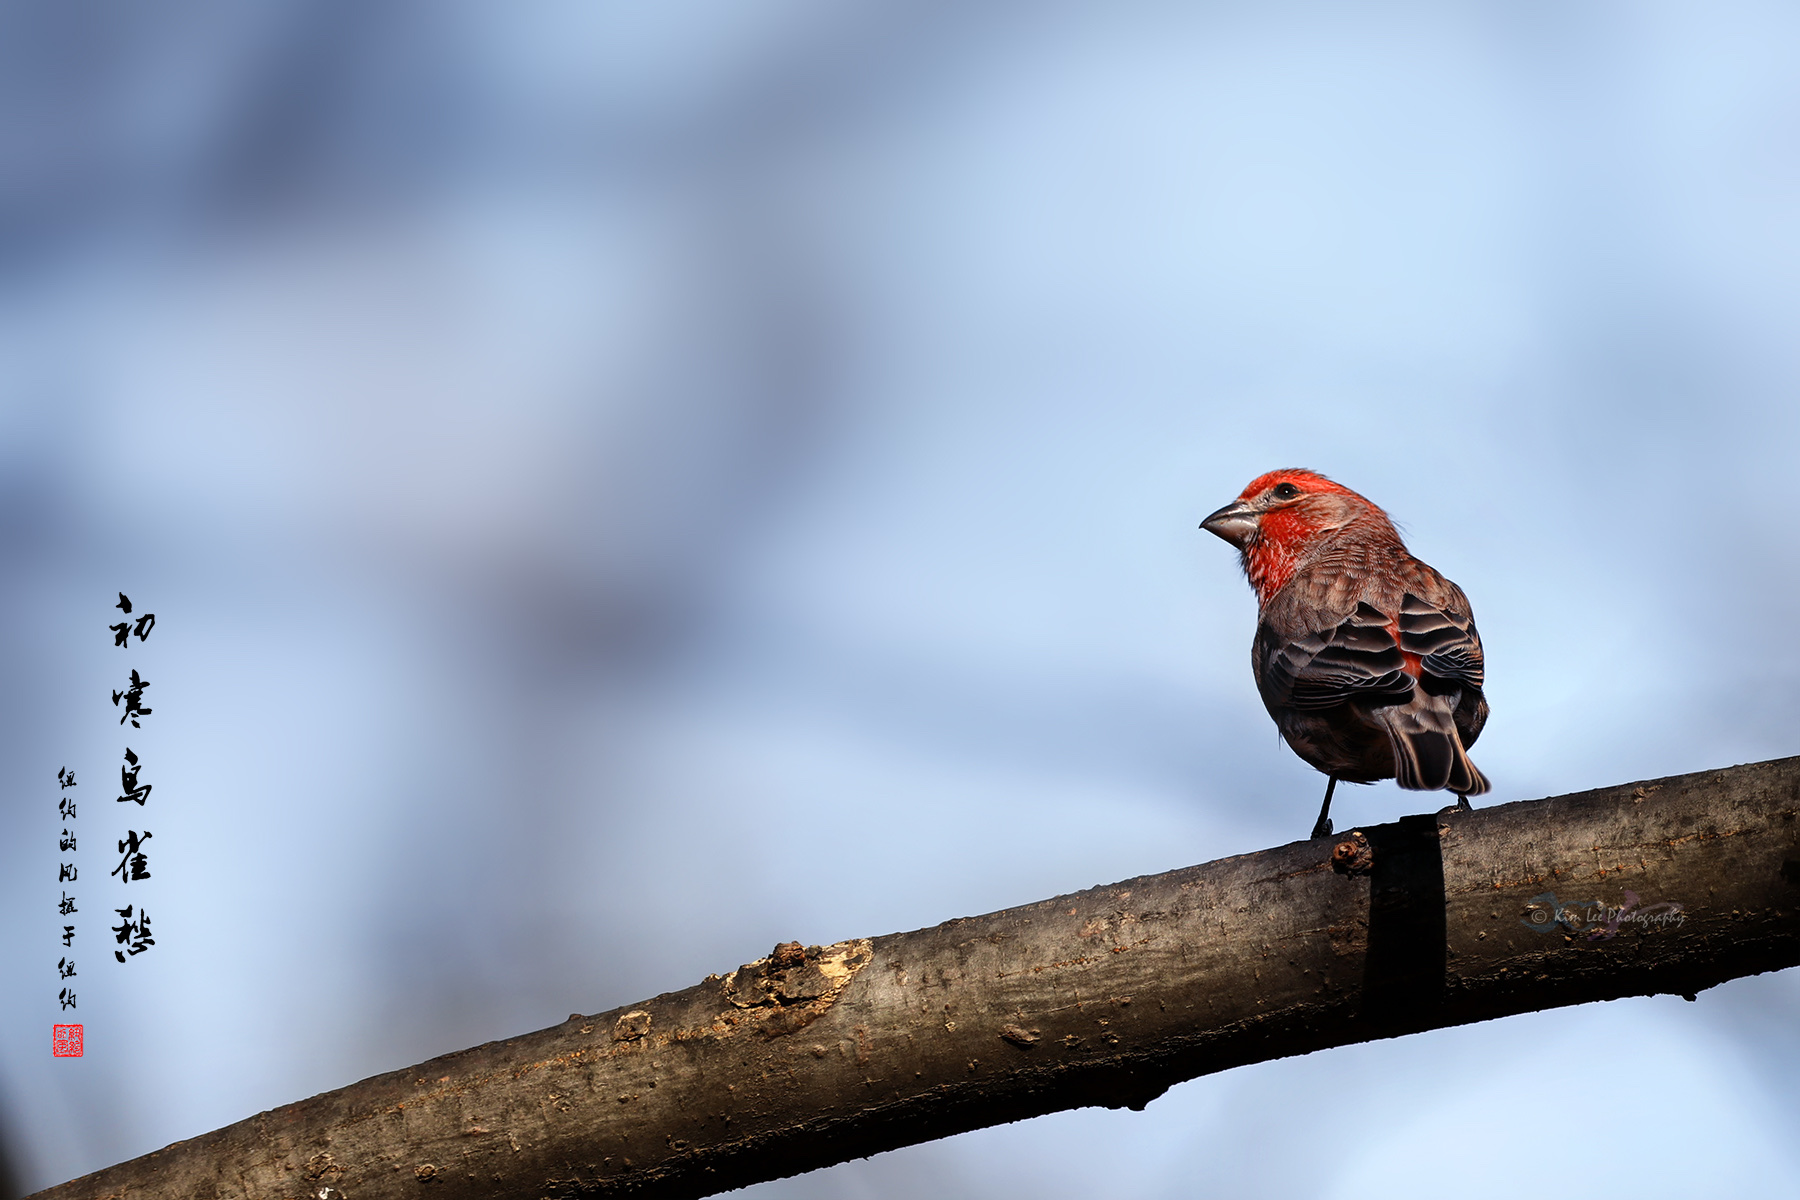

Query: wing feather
1396;591;1484;690
1258;602;1414;712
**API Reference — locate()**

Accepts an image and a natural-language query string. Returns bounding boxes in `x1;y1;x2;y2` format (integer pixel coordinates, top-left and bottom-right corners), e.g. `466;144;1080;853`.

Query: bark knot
1331;830;1374;876
999;1025;1040;1049
721;938;875;1036
613;1010;652;1042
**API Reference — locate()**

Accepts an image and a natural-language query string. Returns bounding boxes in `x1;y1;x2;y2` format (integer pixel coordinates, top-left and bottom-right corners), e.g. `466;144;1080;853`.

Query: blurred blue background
3;2;1799;1196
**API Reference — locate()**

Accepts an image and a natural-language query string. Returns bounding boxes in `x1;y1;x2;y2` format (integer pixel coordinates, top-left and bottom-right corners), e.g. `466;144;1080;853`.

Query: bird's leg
1311;776;1338;840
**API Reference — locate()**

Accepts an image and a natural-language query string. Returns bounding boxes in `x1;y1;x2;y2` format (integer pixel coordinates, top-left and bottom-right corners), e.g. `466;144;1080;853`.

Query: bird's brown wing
1395;591;1483;691
1255;601;1415;712
1395;589;1489;753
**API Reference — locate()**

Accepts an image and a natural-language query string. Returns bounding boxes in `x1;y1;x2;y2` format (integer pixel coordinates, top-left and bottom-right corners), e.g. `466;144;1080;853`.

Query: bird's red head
1201;469;1389;605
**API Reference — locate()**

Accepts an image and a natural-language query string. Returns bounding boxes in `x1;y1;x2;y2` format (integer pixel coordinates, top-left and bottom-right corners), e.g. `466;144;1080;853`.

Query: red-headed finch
1201;469;1489;839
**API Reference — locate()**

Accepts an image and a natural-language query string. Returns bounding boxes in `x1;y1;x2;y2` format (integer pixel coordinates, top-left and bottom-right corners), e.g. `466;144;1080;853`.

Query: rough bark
34;757;1800;1200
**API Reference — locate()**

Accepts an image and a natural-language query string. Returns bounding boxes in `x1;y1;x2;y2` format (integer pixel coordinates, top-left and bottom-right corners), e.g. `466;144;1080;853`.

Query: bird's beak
1201;499;1258;548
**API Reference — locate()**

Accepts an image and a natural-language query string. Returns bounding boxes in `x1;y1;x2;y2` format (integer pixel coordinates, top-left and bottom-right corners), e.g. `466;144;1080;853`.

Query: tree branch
34;757;1800;1200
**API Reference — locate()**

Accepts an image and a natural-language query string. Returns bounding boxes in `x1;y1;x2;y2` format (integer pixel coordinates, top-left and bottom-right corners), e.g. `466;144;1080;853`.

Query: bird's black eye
1270;482;1301;500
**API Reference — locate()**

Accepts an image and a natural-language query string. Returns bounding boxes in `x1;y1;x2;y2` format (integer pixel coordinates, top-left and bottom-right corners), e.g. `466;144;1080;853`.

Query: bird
1200;469;1489;840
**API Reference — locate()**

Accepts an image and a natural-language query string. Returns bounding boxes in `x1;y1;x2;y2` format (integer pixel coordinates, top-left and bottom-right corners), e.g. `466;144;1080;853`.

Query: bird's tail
1379;704;1490;795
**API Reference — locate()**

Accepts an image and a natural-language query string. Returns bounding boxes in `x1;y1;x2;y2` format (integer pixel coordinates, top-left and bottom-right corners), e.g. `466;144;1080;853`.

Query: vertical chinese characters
110;593;158;968
55;767;78;1015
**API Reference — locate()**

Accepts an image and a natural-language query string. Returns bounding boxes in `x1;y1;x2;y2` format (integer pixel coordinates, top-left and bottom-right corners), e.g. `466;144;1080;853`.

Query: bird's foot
1437;794;1475;818
1311;816;1334;839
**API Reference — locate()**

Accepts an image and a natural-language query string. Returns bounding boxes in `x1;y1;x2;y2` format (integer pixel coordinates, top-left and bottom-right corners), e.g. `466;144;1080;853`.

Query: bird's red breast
1229;469;1384;607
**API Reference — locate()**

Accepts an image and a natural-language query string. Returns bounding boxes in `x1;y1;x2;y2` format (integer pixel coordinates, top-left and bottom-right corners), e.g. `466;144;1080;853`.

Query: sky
2;2;1798;1197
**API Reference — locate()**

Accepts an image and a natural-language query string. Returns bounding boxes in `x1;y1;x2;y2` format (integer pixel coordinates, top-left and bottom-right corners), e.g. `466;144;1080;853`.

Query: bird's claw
1311;817;1334;839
